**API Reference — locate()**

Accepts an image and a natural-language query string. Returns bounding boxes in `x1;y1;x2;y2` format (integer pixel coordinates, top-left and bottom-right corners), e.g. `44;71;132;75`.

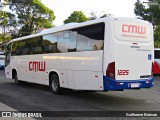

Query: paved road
0;70;160;120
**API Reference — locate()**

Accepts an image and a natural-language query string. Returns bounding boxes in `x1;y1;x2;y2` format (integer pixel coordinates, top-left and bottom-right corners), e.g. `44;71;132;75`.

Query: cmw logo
29;61;46;72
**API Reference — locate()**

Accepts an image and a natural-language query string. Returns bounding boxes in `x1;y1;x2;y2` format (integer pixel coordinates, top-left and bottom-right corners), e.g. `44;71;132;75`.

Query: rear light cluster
106;62;115;79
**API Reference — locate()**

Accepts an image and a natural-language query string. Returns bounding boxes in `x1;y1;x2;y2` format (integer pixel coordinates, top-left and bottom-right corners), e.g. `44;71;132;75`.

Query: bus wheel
50;74;61;94
14;73;19;84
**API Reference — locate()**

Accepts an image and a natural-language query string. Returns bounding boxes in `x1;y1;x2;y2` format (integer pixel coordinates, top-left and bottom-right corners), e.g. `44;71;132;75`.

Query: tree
89;11;112;20
8;0;55;37
64;11;89;24
134;0;160;47
0;10;11;43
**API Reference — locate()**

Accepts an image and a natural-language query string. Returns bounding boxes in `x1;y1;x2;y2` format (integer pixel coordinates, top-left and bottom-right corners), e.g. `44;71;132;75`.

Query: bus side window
89;40;104;50
58;32;68;52
25;36;43;55
24;48;30;54
32;47;36;54
58;30;77;53
36;47;42;53
16;49;20;55
12;41;20;56
76;23;104;51
43;33;58;53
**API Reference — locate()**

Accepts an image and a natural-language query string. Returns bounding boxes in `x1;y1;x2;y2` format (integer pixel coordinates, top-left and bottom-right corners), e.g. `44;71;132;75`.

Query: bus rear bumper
103;76;154;91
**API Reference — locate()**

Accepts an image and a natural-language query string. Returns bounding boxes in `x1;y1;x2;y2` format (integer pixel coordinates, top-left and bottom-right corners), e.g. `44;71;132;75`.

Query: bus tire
49;74;61;94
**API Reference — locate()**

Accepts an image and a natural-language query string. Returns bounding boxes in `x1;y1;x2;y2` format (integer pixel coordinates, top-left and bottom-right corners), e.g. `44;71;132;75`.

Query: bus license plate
130;83;139;88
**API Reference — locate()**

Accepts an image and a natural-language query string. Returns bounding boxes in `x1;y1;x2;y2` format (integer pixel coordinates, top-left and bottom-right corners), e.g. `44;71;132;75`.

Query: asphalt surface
0;70;160;120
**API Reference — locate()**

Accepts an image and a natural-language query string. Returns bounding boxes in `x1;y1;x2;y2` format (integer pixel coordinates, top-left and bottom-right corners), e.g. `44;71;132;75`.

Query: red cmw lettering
29;61;46;72
122;24;146;34
117;70;129;75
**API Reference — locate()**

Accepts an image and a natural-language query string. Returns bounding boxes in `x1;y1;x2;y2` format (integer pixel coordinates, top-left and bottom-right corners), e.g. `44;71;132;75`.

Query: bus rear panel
103;18;154;91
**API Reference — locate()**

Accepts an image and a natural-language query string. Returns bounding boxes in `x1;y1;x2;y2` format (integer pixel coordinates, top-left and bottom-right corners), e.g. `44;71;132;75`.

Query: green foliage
154;25;160;48
0;33;11;43
0;11;11;43
134;0;160;47
0;11;8;26
89;11;112;20
3;0;9;2
64;11;89;24
8;0;55;37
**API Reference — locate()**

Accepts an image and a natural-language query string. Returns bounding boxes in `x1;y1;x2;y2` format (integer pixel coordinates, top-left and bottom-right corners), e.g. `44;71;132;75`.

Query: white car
0;55;5;69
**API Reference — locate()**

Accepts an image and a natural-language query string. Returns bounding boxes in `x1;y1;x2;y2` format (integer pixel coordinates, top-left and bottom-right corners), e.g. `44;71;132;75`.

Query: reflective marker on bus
5;17;154;94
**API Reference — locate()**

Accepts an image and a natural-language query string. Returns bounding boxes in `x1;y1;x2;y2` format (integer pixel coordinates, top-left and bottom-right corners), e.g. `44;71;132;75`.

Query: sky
41;0;141;26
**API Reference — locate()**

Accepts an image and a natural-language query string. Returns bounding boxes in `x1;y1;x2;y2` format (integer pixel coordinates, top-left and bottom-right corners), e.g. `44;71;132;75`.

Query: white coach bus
5;17;154;94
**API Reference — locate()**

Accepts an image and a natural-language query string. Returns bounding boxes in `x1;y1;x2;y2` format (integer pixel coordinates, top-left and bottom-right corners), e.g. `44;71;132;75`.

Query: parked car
154;48;160;75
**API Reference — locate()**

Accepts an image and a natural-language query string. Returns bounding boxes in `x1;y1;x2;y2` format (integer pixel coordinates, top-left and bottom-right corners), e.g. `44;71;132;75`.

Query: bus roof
9;17;151;43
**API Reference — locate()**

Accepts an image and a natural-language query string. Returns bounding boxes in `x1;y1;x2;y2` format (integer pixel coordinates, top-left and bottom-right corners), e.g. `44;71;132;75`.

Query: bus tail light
106;62;115;79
